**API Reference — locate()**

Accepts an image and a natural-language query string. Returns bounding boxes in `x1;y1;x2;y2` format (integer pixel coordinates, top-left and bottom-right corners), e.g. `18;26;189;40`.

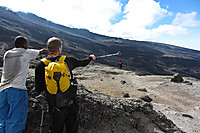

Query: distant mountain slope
1;6;200;79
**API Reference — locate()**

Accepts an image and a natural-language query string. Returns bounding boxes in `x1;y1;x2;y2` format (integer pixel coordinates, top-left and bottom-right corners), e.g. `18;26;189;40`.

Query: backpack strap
41;55;67;65
41;58;51;65
55;55;73;80
58;55;66;61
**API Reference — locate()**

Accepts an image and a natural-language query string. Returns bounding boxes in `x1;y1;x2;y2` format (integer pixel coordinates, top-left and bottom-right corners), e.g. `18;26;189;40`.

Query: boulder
139;95;152;102
120;80;126;84
138;88;148;92
122;92;130;98
171;73;184;83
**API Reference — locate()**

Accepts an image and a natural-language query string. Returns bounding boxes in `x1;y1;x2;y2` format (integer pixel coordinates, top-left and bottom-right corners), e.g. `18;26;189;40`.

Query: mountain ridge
1;6;200;79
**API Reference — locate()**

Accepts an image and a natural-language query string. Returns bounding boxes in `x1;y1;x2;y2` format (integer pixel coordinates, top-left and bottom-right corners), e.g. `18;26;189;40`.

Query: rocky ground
25;68;184;133
73;63;200;133
0;63;200;133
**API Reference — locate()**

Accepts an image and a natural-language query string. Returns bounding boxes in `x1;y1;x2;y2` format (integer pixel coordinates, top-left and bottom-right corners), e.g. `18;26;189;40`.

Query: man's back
0;48;39;91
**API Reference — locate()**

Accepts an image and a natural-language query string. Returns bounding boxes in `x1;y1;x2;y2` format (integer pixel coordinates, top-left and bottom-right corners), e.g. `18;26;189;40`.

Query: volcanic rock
171;73;184;83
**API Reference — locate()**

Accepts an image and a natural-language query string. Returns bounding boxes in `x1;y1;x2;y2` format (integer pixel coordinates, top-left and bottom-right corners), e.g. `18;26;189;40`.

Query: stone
120;80;126;84
139;95;152;102
122;92;130;98
171;73;184;83
138;88;148;92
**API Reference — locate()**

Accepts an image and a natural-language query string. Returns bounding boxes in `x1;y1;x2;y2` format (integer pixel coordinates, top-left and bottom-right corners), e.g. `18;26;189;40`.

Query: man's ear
58;47;61;53
23;42;28;49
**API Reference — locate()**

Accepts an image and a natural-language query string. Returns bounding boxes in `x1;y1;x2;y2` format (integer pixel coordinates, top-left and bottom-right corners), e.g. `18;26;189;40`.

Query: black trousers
49;102;78;133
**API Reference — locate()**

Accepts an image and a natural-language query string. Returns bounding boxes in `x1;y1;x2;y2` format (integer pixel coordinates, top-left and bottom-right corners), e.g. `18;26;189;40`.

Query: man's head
47;37;62;53
14;36;29;49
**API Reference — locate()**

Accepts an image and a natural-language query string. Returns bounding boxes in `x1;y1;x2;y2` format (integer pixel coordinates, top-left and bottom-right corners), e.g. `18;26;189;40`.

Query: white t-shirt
0;48;40;91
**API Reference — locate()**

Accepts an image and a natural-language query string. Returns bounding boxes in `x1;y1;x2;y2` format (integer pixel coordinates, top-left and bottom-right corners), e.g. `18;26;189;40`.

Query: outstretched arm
39;48;49;55
67;54;96;70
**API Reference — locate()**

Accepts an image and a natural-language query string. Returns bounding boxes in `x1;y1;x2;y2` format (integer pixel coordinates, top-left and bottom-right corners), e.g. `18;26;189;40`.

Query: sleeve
35;61;46;92
67;56;92;70
27;49;40;60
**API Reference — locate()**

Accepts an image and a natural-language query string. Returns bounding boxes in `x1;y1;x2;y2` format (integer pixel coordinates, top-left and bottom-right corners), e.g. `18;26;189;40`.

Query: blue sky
0;0;200;50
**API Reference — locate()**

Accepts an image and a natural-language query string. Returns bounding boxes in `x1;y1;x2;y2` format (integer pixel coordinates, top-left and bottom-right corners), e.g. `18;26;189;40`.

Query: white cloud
0;0;121;31
106;0;198;42
152;25;188;36
0;0;43;12
1;0;200;50
123;0;168;27
106;0;175;40
172;12;200;27
37;0;121;32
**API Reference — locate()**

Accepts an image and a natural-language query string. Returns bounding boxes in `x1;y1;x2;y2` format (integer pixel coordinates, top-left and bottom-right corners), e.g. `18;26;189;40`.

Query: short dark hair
14;36;28;48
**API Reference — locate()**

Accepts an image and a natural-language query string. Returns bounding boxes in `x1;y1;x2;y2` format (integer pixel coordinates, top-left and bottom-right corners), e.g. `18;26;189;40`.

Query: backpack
41;55;71;95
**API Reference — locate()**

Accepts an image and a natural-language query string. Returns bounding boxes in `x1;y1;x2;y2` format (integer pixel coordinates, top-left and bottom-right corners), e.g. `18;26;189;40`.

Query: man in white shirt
0;36;48;133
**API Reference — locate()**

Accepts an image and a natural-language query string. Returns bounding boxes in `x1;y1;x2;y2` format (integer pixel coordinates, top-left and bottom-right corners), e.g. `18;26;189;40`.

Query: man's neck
47;52;61;58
